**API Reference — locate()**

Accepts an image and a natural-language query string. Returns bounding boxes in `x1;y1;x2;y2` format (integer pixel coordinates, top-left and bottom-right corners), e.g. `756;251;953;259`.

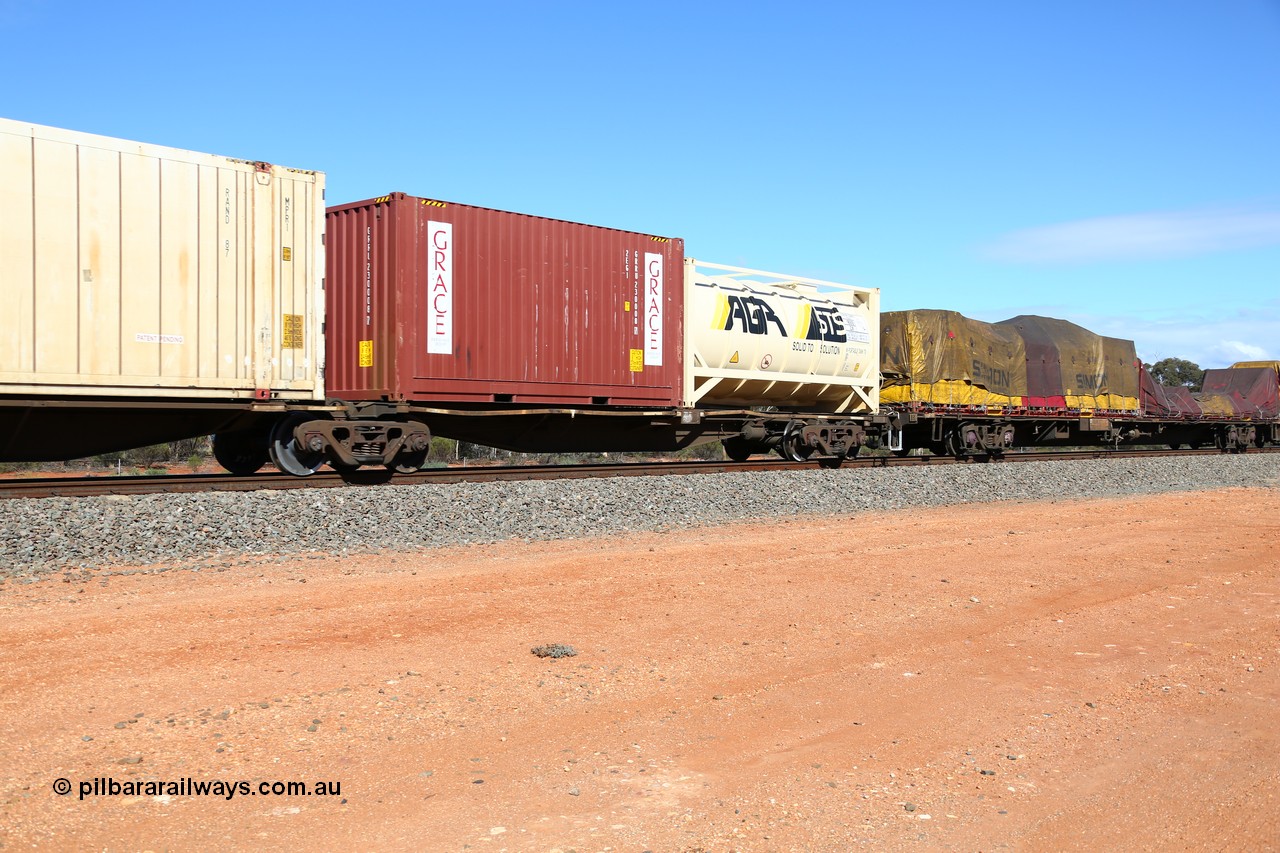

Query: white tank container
0;117;324;400
683;260;879;412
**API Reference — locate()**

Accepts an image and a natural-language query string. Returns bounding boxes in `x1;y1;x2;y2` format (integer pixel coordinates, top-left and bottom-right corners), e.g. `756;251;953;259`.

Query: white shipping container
0;117;324;400
683;260;879;413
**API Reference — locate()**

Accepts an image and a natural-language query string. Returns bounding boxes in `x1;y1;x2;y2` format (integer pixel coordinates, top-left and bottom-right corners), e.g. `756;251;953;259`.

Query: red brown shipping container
326;193;684;407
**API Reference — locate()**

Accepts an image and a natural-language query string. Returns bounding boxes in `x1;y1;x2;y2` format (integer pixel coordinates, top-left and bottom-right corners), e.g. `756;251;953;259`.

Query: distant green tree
427;437;457;462
1147;357;1204;391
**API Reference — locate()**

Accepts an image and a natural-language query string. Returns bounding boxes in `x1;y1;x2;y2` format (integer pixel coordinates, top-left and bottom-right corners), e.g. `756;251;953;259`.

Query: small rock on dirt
531;643;578;659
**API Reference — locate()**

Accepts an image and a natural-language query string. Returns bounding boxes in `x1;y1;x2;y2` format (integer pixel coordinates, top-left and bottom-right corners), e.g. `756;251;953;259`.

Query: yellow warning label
282;247;292;262
359;340;374;367
281;314;304;349
624;301;631;312
729;351;740;364
629;349;644;372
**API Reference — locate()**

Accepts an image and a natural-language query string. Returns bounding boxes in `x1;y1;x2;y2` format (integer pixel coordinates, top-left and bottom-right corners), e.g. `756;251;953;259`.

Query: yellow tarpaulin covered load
996;316;1141;412
880;310;1026;406
1231;360;1280;374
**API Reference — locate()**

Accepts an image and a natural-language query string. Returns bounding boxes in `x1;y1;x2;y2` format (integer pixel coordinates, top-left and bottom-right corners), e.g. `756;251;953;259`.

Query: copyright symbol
52;778;72;796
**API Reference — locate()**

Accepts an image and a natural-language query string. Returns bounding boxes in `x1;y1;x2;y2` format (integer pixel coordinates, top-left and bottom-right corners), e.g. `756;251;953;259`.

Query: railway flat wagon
0;117;325;462
685;260;881;460
323;193;884;461
321;192;688;458
1190;364;1280;449
879;307;1278;456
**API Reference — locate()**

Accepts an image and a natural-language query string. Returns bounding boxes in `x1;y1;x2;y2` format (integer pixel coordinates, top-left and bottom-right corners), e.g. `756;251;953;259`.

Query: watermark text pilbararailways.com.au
53;777;341;801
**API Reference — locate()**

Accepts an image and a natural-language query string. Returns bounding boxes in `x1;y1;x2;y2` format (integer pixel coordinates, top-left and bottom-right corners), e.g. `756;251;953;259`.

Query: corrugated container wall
326;193;684;407
0;118;325;399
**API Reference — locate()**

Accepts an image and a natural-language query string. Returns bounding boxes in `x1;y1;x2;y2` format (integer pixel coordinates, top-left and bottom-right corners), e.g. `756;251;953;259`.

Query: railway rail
2;446;1275;501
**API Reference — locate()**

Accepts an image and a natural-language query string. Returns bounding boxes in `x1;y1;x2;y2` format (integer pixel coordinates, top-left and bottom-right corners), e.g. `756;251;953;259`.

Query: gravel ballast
2;454;1277;578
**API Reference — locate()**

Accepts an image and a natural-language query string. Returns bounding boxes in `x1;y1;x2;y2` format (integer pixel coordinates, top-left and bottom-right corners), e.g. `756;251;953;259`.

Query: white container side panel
273;169;322;386
682;260;880;413
0;117;324;400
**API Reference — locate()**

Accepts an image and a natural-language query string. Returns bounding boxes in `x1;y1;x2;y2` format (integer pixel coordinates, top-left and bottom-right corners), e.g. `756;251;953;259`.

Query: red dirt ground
1;487;1276;851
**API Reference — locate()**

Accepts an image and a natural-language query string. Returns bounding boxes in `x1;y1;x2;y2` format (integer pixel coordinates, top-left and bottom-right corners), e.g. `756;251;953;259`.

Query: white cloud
984;206;1280;263
1079;313;1276;368
1212;340;1269;362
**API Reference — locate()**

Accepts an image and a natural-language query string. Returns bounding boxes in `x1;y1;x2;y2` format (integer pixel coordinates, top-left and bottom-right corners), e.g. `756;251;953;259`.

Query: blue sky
3;0;1277;367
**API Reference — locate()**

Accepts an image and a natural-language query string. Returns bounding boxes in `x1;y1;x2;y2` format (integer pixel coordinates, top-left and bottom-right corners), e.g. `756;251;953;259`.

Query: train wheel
212;431;268;475
778;423;813;462
268;414;325;477
777;441;813;462
943;431;968;458
1167;443;1183;450
387;450;428;474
